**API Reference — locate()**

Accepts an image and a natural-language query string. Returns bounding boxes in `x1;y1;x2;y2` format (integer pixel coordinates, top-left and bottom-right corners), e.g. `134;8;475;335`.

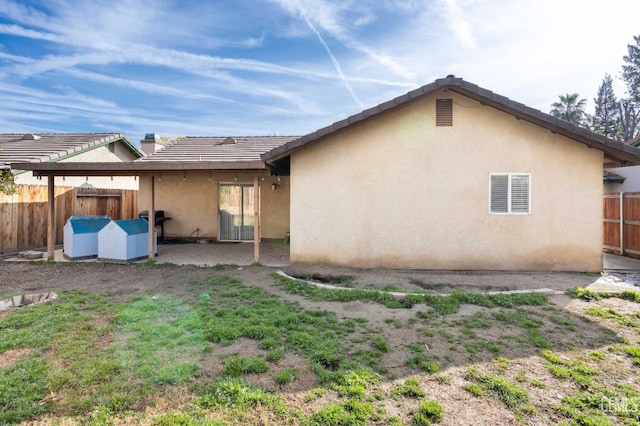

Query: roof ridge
261;76;640;167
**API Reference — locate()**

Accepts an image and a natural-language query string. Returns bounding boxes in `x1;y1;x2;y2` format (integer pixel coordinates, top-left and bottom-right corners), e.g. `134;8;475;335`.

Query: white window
490;174;530;214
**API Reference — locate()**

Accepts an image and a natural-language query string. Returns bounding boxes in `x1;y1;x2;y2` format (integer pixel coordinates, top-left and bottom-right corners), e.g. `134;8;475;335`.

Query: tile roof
136;136;298;163
0;133;140;166
626;134;640;147
603;170;626;183
262;76;640;167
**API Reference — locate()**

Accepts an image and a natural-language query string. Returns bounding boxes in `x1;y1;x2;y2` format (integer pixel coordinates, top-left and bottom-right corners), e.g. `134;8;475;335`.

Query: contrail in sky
302;13;365;109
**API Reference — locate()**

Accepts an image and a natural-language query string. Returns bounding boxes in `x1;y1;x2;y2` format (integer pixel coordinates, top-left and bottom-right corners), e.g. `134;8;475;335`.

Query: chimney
21;134;41;140
140;133;160;155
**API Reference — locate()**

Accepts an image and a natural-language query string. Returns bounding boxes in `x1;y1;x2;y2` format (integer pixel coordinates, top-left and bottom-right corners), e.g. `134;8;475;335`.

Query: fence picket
0;184;138;255
604;192;640;258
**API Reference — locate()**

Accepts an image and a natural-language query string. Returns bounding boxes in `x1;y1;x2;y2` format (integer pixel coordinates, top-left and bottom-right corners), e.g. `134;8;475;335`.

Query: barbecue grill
138;210;171;240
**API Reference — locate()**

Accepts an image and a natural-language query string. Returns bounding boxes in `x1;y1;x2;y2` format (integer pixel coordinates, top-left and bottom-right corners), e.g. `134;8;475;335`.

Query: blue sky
1;0;640;145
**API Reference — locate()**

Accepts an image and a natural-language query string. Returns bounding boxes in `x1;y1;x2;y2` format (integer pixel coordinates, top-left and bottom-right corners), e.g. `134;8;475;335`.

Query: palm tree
550;93;587;125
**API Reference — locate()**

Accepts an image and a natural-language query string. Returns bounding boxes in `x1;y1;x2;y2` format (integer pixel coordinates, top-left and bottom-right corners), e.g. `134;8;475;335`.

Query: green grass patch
370;336;389;353
196;376;287;417
305;398;374;426
222;356;269;377
0;291;149;421
275;368;299;384
567;287;640;303
390;377;425;399
154;409;224;425
114;294;205;385
463;383;485;397
214;263;240;270
465;368;529;409
332;369;380;399
0;291;94;352
266;349;285;363
406;353;441;373
304;387;328;403
412;400;443;426
623;346;640;365
0;355;50;424
585;306;640;331
197;276;380;384
540;350;599;386
272;273;548;314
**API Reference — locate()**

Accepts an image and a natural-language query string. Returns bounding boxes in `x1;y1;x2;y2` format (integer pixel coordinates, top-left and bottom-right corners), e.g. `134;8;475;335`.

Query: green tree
622;34;640;103
0;169;18;195
591;74;620;139
618;99;640;142
621;34;640;141
550;93;587;125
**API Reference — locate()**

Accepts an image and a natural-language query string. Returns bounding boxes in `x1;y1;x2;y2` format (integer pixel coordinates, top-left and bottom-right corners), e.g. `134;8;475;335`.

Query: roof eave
10;160;269;176
263;77;640;167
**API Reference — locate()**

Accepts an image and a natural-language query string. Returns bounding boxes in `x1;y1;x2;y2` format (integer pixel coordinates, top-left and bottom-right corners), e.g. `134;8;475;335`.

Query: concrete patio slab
603;252;640;272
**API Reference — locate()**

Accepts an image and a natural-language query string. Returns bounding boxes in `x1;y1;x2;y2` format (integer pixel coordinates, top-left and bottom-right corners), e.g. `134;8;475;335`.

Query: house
135;135;296;242
13;77;640;271
11;134;297;260
0;133;142;189
261;76;640;271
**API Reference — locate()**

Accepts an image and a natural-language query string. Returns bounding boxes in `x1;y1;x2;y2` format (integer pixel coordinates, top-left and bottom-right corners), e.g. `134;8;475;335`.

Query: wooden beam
11;161;268;175
148;176;155;260
254;175;259;263
47;175;55;260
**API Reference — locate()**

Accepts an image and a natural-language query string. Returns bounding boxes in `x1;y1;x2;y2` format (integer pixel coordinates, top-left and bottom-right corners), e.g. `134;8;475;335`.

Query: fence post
620;192;624;255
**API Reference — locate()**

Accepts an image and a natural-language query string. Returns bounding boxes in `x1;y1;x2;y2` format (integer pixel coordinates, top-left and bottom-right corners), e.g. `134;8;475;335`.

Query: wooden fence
604;192;640;257
0;185;138;255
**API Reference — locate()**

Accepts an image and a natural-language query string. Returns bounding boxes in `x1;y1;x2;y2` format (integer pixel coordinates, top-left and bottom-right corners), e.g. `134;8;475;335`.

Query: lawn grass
0;270;639;424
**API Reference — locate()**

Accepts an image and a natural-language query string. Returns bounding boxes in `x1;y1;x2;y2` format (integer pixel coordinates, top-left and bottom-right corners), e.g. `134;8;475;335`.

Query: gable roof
262;76;640;171
0;133;142;168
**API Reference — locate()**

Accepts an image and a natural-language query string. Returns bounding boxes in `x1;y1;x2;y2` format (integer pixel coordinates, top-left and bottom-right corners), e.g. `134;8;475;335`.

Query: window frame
489;173;531;215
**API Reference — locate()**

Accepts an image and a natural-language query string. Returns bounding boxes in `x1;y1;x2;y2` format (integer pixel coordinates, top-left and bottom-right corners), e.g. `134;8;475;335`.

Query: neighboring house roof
136;136;297;164
11;135;298;176
262;76;640;171
0;133;142;168
603;170;626;183
626;134;640;147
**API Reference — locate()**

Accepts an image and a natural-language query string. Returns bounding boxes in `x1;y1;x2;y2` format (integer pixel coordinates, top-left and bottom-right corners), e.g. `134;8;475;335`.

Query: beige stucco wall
138;171;289;240
13;143;140;189
289;92;604;271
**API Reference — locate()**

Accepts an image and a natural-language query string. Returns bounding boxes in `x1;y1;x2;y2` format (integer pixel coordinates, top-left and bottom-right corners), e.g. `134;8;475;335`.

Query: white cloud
2;0;640;139
437;0;477;50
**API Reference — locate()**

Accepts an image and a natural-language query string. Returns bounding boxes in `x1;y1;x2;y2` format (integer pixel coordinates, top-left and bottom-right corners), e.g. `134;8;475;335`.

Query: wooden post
620;192;625;255
47;175;56;260
253;175;260;263
148;175;155;260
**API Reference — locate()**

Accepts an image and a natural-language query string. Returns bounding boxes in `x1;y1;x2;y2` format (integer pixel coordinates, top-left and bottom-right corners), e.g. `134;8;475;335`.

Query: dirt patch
0;348;32;369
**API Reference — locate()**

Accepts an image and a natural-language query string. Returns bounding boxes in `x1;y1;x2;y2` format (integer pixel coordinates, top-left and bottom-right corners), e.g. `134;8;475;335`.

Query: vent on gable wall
436;99;453;126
